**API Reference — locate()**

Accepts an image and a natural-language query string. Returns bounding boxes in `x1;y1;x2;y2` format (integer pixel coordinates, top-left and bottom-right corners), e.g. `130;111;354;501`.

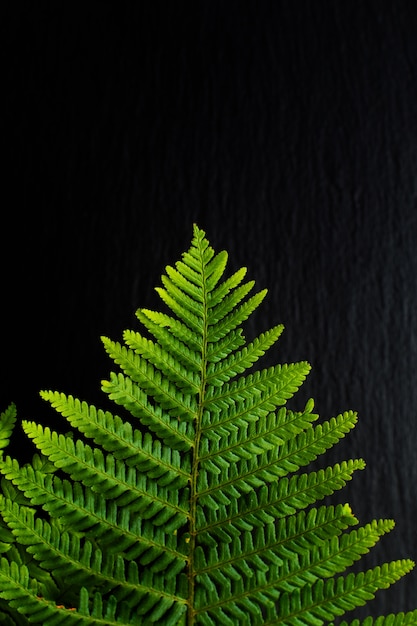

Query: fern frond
123;329;200;392
39;391;190;487
206;324;285;385
206;289;268;343
0;558;188;625
0;407;19;553
159;274;203;318
0;558;63;624
101;372;194;450
164;263;204;300
207;266;247;308
140;308;203;351
155;288;204;334
0;496;100;588
0;455;188;569
200;403;318;467
198;460;367;538
203;362;311;429
273;561;416;625
337;610;417;626
199;408;291;463
0;404;17;453
195;503;359;581
101;339;198;418
0;496;187;617
204;251;230;292
194;561;415;626
1;224;415;625
207;280;256;326
197;412;360;509
270;518;396;594
136;308;203;371
20;422;189;530
206;328;246;362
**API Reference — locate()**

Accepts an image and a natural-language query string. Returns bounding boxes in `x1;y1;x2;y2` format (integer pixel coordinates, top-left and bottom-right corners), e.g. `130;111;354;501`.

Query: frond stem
187;236;210;625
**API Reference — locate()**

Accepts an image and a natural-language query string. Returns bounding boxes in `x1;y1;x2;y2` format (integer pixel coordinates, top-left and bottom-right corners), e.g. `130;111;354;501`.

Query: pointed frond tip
0;223;415;625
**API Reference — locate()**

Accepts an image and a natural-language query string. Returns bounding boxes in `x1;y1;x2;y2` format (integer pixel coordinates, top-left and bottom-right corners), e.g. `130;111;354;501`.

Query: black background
3;1;417;617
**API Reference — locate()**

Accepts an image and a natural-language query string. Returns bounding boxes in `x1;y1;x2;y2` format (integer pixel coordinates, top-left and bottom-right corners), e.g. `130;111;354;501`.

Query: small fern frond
207;280;256;326
337;610;417;626
20;422;189;530
136;308;203;371
199;405;317;468
0;496;187;619
0;404;17;454
206;290;268;343
0;224;414;624
0;455;188;569
204;362;311;414
273;561;416;625
39;391;190;487
270;519;397;594
207;266;247;308
139;309;203;351
123;329;200;392
102;338;199;416
197;411;360;511
101;372;195;450
0;558;188;625
206;328;246;362
198;460;366;539
206;324;284;385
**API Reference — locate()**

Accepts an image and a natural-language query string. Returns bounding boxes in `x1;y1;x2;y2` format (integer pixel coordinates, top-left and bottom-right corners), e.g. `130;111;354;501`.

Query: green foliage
0;224;415;625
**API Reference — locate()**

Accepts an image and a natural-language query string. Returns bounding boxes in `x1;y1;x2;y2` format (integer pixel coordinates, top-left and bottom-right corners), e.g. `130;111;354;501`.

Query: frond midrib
187;231;212;625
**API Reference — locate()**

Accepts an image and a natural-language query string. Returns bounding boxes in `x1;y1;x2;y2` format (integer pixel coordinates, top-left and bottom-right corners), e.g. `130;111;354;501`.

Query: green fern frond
337;611;417;626
0;224;415;625
123;329;200;392
0;496;187;616
206;279;256;326
38;391;190;487
0;404;17;454
0;454;188;569
101;372;195;450
102;337;199;415
206;266;247;308
207;290;268;343
136;308;203;370
197;460;367;543
204;362;311;416
206;324;284;384
273;561;416;625
20;422;189;529
0;558;188;625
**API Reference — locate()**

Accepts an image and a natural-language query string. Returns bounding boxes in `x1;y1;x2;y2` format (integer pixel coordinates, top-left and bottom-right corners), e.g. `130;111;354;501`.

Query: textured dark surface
3;1;417;615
